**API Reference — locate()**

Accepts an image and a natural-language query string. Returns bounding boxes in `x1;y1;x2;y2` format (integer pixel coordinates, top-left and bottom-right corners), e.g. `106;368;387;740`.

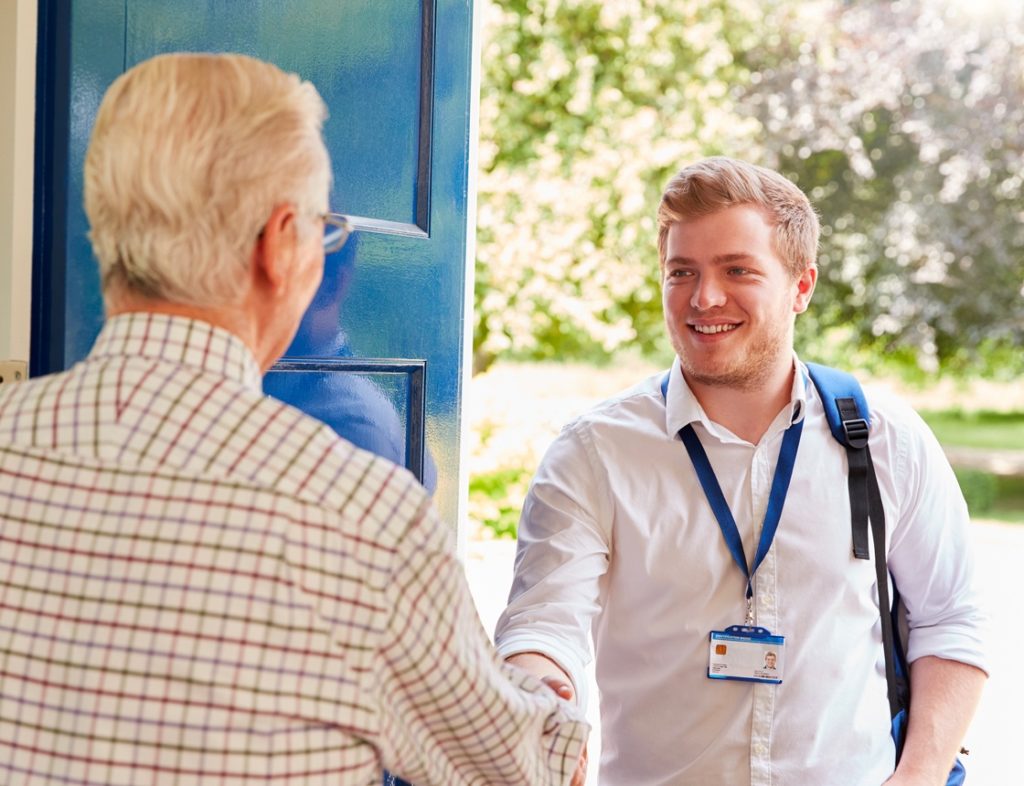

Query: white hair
84;52;330;306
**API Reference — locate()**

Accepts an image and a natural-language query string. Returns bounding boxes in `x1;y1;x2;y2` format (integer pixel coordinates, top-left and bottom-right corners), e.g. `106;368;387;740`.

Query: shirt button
754;743;768;756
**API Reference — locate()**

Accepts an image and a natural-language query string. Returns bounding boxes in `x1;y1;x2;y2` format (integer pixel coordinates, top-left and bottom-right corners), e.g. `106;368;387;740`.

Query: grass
919;409;1024;450
917;410;1024;523
919;409;1024;524
987;476;1024;524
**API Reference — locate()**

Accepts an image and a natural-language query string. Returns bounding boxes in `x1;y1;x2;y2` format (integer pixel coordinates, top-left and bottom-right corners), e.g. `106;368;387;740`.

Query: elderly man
496;158;987;785
0;52;586;785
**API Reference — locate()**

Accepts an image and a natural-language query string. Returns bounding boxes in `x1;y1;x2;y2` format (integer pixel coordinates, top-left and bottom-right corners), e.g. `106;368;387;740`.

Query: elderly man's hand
569;741;588;786
507;652;577;701
537;675;587;785
508;653;588;784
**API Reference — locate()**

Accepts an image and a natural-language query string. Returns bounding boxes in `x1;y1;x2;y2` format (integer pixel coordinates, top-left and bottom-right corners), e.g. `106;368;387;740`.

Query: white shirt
495;358;987;786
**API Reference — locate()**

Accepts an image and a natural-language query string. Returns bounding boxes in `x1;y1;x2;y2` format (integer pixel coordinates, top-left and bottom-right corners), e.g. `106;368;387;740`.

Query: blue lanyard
661;374;804;618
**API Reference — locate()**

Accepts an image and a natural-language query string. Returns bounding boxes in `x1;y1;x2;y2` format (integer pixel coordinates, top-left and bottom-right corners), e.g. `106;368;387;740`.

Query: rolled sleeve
884;404;989;675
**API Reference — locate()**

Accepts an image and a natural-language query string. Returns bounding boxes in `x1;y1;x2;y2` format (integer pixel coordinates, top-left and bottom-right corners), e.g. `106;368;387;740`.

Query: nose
690;274;726;310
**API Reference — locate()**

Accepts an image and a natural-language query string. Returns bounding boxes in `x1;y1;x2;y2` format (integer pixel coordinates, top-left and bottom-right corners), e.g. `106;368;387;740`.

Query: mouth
690;323;740;335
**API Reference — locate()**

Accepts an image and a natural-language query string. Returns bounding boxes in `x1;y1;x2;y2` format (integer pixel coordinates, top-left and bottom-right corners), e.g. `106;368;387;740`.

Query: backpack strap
806;362;903;720
866;447;905;721
806;362;872;561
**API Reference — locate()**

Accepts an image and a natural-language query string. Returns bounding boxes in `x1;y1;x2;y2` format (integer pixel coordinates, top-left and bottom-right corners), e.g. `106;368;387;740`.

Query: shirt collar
664;352;808;444
89;312;264;392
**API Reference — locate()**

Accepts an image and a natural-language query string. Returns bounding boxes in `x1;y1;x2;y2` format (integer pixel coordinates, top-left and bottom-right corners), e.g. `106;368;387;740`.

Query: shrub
954;468;997;516
468;467;532;539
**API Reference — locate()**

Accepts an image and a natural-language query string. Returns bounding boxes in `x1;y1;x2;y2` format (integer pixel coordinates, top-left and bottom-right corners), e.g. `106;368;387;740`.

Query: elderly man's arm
375;497;588;786
884;656;986;786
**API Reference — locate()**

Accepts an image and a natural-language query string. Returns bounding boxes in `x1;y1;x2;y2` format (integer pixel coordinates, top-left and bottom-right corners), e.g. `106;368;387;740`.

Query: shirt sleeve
883;401;989;675
494;422;613;709
375;498;589;786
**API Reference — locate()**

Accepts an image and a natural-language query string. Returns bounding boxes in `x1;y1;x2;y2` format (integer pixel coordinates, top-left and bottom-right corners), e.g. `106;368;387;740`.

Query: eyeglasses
321;212;352;254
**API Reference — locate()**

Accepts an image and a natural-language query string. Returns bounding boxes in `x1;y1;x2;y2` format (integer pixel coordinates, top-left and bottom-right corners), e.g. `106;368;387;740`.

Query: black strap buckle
842;418;869;449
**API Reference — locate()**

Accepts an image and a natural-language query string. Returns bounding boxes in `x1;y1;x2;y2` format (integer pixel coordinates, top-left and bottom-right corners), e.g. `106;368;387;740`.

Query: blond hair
657;157;819;277
84;52;330;306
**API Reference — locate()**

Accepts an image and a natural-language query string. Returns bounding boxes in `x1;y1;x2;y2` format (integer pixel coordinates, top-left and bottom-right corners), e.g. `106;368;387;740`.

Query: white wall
0;0;37;363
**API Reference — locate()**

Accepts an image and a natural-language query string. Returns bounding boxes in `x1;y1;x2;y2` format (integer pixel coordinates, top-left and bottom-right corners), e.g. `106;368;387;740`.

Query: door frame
0;0;38;365
30;0;72;377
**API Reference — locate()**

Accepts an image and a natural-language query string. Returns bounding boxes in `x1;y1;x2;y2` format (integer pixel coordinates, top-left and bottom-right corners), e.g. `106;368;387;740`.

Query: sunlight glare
939;0;1021;22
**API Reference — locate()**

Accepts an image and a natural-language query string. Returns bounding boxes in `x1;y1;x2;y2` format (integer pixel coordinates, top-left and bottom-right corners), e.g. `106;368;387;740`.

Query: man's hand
540;674;575;702
506;651;577;703
570;741;588;786
506;652;588;784
540;684;587;786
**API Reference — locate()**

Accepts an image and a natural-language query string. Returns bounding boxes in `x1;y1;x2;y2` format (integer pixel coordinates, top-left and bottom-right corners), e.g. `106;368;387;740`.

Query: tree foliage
474;0;1024;379
748;0;1024;378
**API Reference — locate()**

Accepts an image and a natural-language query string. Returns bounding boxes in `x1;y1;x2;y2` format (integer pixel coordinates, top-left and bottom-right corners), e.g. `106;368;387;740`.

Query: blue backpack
806;363;967;785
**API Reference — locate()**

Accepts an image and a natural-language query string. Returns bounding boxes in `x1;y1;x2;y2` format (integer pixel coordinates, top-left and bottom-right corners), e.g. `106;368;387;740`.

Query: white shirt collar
664;352;808;445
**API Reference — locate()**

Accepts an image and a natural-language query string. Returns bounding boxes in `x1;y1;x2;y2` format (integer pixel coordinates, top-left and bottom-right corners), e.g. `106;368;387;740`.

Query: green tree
747;0;1024;379
475;0;789;372
475;0;1024;379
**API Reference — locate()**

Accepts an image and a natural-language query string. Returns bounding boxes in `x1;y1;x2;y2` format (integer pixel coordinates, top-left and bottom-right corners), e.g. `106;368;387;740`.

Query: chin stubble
673;322;791;392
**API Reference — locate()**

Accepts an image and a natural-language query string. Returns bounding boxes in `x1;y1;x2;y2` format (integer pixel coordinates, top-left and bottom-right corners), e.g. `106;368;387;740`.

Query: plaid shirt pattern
0;313;586;786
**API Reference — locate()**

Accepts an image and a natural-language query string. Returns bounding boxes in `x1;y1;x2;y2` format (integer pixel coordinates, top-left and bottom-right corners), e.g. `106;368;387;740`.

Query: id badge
708;625;785;684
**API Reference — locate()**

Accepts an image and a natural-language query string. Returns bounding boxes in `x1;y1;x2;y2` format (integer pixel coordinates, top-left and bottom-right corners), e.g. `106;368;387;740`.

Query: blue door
32;0;475;532
33;6;474;781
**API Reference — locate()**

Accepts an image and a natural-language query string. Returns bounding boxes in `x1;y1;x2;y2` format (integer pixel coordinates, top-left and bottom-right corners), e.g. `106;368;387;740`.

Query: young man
0;52;586;786
496;158;987;785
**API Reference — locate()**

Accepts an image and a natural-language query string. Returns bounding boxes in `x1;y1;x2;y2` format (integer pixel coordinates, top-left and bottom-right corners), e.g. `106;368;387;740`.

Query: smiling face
662;204;816;393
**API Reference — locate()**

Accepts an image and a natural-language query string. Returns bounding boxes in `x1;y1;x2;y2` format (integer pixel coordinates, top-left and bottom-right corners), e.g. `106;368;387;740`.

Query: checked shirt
0;312;587;786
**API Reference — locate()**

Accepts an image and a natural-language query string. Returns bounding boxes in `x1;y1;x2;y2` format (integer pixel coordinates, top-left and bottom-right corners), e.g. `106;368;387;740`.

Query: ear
793;263;817;314
252;203;300;295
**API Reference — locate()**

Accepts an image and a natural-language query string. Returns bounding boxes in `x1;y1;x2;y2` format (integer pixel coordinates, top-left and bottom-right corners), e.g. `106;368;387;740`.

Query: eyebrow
665;253;757;266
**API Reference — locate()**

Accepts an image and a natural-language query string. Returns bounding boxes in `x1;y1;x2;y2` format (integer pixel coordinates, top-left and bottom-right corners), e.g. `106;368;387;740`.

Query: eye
729;266;761;278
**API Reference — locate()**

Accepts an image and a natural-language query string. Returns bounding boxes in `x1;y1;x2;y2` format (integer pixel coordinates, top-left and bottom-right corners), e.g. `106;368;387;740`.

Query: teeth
693;324;738;334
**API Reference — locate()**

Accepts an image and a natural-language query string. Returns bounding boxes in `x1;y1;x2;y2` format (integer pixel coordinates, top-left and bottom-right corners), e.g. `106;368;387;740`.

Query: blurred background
463;1;1023;783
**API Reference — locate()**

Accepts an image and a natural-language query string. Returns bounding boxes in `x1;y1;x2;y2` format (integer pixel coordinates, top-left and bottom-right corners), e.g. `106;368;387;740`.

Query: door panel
33;0;473;530
126;0;430;230
264;357;432;490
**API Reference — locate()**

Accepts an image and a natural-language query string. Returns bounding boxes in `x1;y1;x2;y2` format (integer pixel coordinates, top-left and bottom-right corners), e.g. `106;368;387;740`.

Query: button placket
750;440;779;786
